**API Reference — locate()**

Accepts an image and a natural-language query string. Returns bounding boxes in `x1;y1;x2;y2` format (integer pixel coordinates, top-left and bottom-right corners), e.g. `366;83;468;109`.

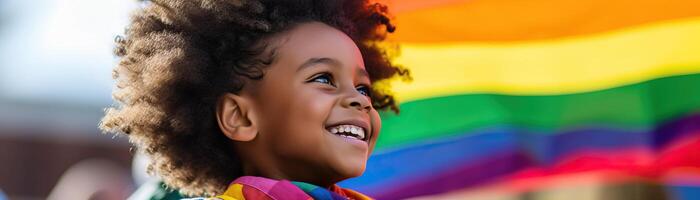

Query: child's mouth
326;124;367;141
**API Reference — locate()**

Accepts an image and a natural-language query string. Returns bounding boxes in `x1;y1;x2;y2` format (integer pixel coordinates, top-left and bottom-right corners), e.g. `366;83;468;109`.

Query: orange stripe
373;0;470;13
382;0;700;43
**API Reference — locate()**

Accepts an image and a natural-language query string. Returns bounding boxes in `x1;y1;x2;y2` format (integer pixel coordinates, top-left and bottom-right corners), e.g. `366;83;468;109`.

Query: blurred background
1;0;699;199
0;0;137;199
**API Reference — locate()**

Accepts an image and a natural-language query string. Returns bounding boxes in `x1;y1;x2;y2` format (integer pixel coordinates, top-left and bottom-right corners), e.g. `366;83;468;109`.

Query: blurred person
47;159;134;200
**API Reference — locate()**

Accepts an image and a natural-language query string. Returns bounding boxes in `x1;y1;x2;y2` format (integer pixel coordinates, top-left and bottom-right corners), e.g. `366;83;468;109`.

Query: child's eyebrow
296;57;339;72
297;57;370;80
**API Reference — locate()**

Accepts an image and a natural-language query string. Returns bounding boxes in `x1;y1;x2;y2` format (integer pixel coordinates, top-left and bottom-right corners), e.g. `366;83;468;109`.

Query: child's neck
241;162;337;189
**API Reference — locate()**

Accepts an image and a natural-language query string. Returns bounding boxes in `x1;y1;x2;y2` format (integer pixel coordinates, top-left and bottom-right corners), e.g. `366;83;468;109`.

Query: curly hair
100;0;409;196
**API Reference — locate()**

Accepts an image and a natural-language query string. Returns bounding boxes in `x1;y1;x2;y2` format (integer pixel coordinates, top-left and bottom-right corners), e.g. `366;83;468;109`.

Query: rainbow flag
339;0;700;199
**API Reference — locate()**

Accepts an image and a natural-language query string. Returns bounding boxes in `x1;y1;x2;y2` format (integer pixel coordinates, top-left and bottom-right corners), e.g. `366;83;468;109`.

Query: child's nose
341;90;371;112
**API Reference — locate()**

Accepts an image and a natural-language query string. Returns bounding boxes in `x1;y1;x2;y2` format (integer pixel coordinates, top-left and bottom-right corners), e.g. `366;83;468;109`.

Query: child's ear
216;93;258;142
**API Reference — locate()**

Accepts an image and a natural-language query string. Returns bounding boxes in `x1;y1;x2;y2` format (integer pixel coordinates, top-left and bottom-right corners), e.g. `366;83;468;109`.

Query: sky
0;0;139;107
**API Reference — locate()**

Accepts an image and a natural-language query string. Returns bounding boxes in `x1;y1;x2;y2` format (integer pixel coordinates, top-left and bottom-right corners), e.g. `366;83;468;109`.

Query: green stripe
376;73;700;150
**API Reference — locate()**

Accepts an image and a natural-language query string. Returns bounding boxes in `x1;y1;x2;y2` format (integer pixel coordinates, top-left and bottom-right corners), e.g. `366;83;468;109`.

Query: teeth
327;124;366;140
356;128;365;140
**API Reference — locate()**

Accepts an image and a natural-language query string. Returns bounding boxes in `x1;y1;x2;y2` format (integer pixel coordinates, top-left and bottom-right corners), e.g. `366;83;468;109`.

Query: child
100;0;409;199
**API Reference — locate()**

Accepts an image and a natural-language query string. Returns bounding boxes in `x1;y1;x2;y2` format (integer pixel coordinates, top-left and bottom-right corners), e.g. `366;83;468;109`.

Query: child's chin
328;150;368;179
334;160;367;179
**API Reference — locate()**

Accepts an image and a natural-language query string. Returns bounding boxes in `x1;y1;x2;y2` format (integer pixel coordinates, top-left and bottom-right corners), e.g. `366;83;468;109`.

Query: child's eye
308;73;335;86
356;85;371;97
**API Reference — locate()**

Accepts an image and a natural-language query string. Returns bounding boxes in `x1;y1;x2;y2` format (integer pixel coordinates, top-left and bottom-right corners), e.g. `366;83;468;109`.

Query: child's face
231;22;382;186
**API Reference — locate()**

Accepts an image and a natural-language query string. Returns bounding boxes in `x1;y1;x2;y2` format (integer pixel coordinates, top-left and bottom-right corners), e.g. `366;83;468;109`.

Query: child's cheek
368;109;381;153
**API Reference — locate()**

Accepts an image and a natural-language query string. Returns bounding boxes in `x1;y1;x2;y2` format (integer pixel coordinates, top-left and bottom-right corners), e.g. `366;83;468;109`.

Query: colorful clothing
189;176;372;200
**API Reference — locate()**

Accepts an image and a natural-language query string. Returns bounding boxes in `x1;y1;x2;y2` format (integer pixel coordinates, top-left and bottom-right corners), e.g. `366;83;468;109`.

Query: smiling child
100;0;409;199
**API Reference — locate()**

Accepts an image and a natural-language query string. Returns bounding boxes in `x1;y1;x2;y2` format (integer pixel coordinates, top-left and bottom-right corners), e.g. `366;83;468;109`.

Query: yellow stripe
391;17;700;102
218;183;245;200
215;196;239;200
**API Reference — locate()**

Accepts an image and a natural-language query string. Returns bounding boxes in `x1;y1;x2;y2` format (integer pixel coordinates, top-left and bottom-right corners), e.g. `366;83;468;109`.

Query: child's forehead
268;22;366;71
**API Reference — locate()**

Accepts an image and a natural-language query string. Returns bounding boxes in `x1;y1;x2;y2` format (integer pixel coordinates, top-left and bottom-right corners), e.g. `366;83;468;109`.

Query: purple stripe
653;112;700;148
375;150;533;200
